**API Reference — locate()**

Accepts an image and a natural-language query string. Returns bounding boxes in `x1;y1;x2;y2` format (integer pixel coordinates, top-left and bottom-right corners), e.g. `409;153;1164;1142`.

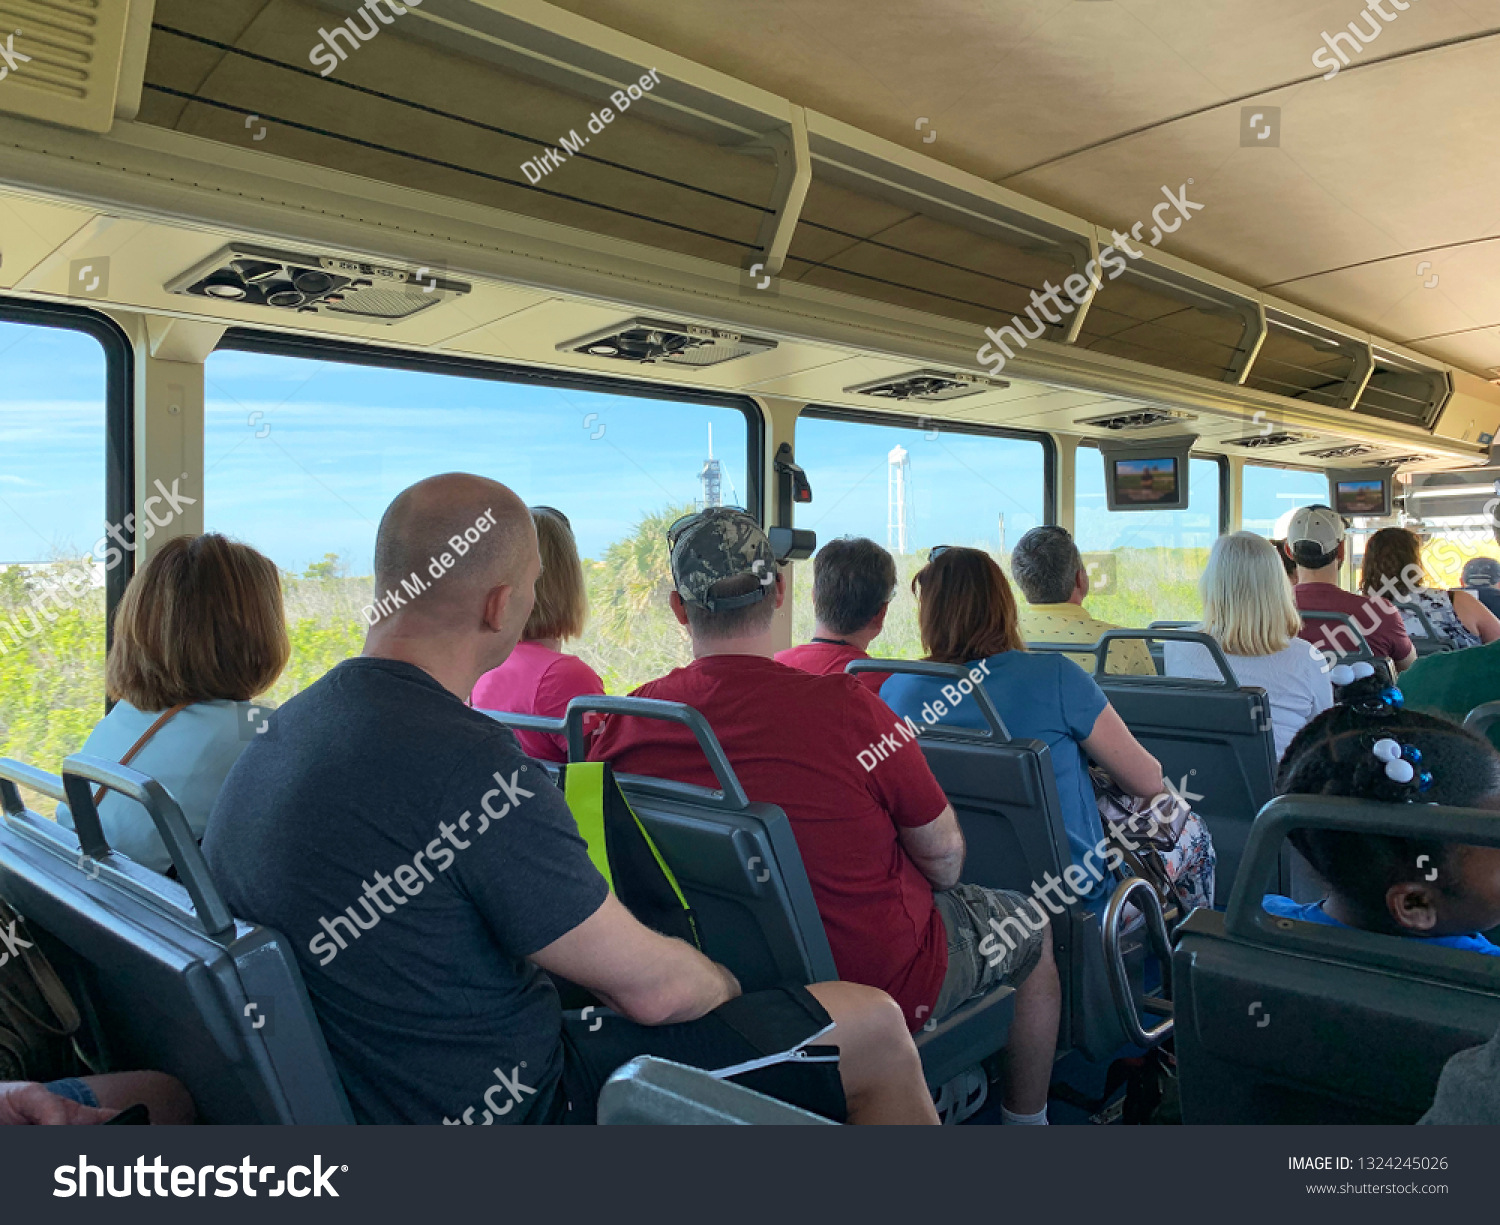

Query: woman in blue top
57;534;290;874
880;546;1167;883
1265;670;1500;955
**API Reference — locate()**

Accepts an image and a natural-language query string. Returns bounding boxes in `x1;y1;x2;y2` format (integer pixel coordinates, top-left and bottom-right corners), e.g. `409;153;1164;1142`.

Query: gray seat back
1033;630;1277;899
850;659;1155;1064
1397;598;1455;656
1299;609;1376;666
485;699;837;992
1174;794;1500;1123
0;755;353;1124
599;1056;836;1125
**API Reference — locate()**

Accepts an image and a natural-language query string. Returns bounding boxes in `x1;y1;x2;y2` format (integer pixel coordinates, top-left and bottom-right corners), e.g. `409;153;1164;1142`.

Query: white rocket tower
888;444;914;555
700;424;723;510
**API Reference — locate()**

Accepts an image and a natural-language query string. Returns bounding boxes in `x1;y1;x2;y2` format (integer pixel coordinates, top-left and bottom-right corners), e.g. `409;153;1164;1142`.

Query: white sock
1000;1105;1049;1125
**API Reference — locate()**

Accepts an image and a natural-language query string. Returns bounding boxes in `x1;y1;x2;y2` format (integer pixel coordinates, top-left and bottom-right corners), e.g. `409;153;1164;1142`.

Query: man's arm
530;893;739;1026
897;804;964;891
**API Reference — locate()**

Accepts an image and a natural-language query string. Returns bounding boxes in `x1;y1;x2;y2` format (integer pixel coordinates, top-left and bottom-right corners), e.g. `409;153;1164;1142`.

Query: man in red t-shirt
1286;505;1417;671
775;536;894;694
588;508;1061;1124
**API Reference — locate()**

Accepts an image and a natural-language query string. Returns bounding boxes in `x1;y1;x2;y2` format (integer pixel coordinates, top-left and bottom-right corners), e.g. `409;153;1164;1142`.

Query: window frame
213;328;766;522
0;295;135;657
795;404;1058;526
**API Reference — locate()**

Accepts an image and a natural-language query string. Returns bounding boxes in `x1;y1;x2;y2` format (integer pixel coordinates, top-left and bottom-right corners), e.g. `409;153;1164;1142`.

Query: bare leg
804;981;938;1125
1001;923;1060;1115
82;1072;196;1124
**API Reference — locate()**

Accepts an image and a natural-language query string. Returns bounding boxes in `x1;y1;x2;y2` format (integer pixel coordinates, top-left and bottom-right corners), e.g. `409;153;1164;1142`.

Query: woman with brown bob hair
470;506;605;761
1360;526;1500;650
879;546;1168;895
58;534;290;874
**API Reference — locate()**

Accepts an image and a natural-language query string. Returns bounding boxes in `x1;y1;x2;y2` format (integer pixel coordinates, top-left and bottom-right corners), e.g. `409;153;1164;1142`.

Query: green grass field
0;513;1206;794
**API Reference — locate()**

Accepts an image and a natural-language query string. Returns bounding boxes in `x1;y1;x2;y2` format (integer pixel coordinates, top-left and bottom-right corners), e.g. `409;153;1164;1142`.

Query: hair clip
1328;661;1376;687
1372;737;1434;796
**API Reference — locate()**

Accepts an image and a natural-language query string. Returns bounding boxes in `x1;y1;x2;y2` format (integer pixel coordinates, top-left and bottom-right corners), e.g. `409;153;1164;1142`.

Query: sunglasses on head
666;506;750;548
530;505;571;530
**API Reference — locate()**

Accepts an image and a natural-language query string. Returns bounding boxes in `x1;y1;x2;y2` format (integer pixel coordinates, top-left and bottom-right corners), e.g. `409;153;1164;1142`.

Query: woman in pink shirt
470;506;604;761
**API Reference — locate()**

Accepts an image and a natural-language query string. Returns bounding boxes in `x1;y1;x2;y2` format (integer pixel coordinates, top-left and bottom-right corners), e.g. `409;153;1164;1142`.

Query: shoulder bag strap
90;702;189;809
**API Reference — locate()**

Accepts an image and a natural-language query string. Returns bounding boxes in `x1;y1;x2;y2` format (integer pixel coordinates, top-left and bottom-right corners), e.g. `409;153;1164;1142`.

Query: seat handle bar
563;697;750;812
845;659;1012;742
1101;876;1173;1048
61;754;236;940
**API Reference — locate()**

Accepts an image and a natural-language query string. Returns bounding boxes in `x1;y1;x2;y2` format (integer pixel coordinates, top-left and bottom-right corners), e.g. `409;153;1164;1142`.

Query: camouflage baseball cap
667;507;778;611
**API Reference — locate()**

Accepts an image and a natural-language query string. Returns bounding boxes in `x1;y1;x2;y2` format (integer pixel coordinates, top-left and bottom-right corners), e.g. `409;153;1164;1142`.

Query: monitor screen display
1335;478;1386;515
1112;457;1179;505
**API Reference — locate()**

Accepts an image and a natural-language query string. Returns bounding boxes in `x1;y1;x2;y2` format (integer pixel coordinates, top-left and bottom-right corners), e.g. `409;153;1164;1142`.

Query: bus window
1075;449;1222;624
1243;463;1327;540
204;344;756;697
0;313;115;805
790;411;1048;659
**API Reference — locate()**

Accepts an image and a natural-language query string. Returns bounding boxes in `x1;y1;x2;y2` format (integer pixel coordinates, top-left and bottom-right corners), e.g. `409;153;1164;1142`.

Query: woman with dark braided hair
1263;665;1500;954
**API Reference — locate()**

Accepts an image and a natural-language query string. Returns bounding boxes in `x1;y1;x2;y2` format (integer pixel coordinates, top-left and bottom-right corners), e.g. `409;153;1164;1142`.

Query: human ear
1386;882;1439;933
668;590;690;627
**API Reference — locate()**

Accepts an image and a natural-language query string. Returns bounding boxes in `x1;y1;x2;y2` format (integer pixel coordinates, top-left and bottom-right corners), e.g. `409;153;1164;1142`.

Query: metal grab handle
1394;597;1450;649
1097;629;1240;689
1299;610;1374;663
1101;876;1174;1048
845;659;1011;742
61;754;236;941
0;757;66;814
1031;629;1240;687
476;709;566;735
563;696;750;812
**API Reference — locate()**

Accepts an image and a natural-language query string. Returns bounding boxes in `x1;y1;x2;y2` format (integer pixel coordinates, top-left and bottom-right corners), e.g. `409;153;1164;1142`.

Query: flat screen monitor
1326;469;1393;518
1098;435;1196;511
1111;456;1180;506
1334;479;1385;515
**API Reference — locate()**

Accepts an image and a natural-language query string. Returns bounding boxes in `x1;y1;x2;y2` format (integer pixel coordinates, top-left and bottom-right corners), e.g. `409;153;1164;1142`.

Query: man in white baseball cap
1287;504;1416;672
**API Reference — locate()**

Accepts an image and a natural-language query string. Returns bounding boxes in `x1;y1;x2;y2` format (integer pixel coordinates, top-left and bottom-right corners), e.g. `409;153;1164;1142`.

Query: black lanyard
811;637;852;647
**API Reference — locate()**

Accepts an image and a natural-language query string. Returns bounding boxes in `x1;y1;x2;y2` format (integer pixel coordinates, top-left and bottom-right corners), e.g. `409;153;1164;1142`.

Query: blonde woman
1164;531;1333;761
470;506;604;761
58;534;290;874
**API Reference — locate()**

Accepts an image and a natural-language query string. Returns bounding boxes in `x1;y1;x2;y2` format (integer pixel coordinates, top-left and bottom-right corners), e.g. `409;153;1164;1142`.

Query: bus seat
1299;609;1377;667
1397;598;1455;656
849;659;1165;1066
0;755;354;1125
1464;700;1500;751
599;1056;836;1125
1032;630;1278;900
1174;794;1500;1124
566;695;1012;1090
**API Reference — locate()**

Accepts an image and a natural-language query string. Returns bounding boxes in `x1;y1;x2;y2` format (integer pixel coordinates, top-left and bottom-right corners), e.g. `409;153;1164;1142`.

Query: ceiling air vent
0;0;138;133
561;318;776;368
166;244;471;323
1226;432;1314;449
844;370;1010;402
1077;408;1199;432
1302;443;1377;461
1371;454;1434;468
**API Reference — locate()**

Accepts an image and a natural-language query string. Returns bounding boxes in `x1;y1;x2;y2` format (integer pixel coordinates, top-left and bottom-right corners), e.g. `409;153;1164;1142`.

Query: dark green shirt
1400;642;1500;749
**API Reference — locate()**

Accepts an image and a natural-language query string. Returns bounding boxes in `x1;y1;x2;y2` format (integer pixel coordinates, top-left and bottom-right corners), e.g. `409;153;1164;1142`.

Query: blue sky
0;318;1332;568
0;322;107;564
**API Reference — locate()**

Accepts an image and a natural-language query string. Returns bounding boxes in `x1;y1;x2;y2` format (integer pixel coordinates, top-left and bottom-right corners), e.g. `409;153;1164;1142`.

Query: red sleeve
848;686;949;828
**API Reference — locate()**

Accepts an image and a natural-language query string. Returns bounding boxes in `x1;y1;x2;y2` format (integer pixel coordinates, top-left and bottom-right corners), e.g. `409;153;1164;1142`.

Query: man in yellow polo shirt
1010;527;1155;676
